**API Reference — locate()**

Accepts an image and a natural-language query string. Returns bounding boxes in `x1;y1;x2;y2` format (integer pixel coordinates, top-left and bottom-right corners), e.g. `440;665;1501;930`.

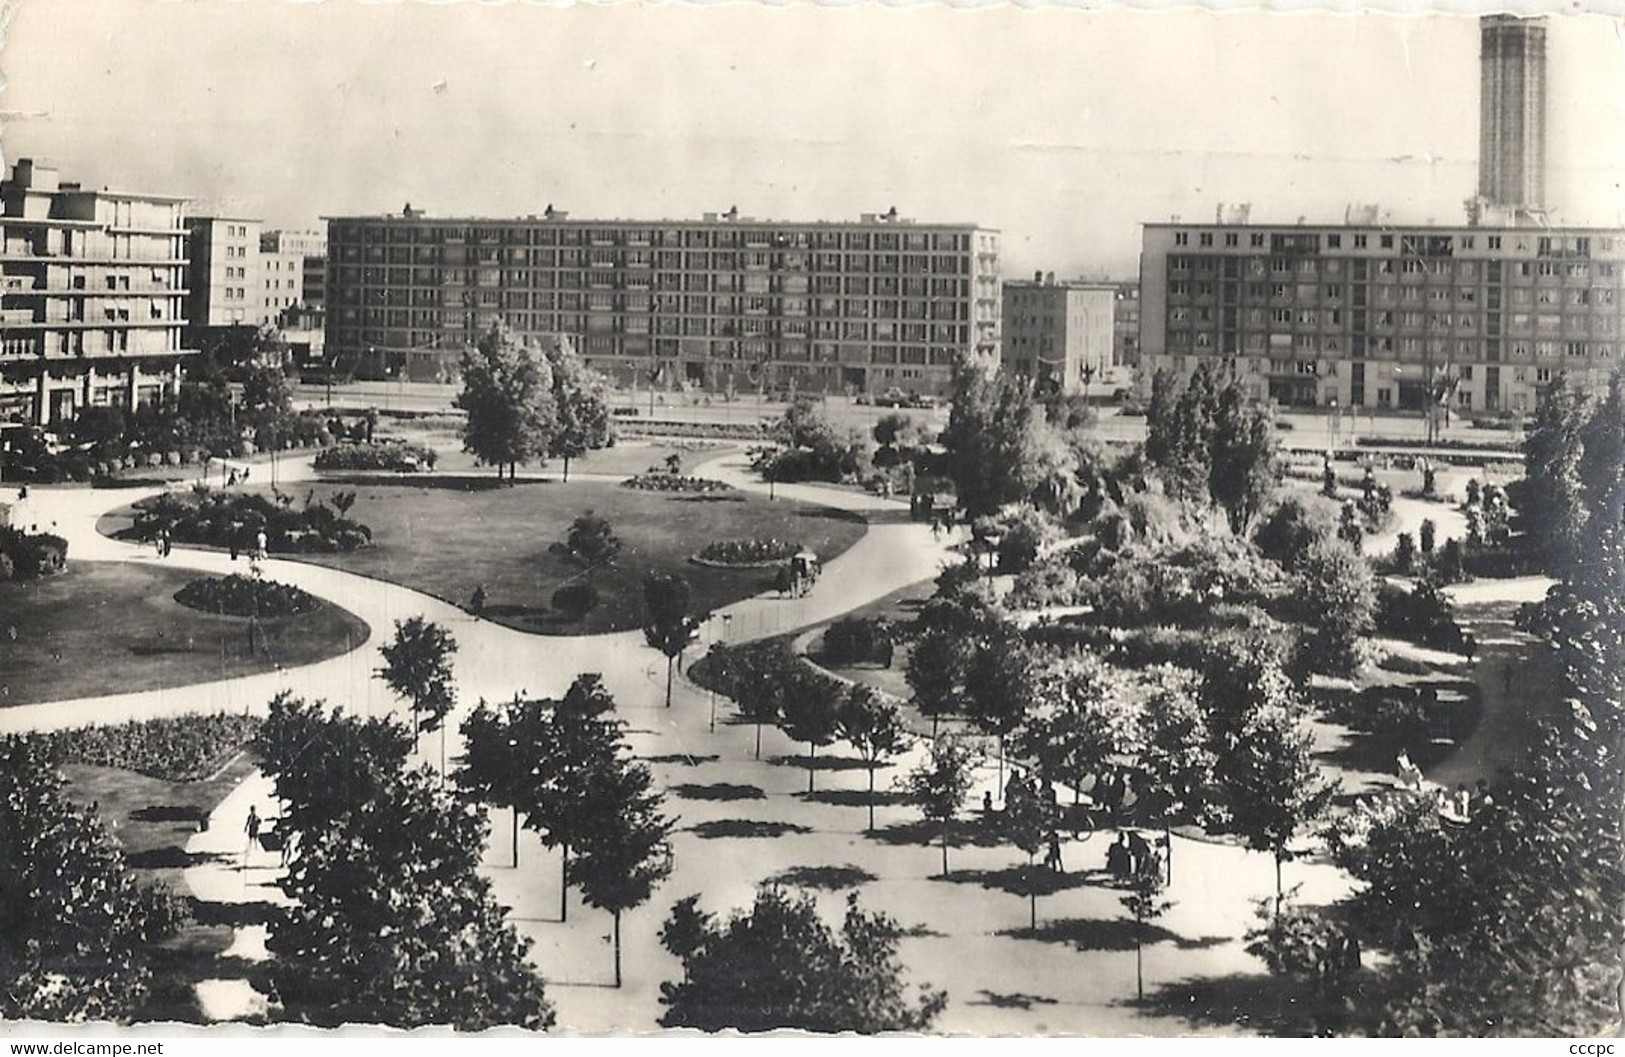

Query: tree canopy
455;322;558;481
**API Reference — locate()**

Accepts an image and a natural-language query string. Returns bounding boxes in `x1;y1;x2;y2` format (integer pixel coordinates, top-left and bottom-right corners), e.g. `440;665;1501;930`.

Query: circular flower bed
174;574;320;618
622;472;736;493
314;442;438;473
692;538;803;568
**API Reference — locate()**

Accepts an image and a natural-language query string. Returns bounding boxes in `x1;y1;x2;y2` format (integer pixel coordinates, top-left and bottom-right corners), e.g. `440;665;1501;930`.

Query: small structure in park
780;551;822;598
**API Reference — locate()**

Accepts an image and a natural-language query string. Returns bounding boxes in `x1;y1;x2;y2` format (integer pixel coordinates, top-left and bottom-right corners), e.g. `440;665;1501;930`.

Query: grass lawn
229;477;867;635
0;562;369;707
59;753;262;1022
375;421;742;479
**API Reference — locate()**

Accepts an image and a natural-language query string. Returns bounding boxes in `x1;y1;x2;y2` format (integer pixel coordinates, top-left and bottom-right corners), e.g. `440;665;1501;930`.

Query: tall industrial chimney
1478;15;1547;214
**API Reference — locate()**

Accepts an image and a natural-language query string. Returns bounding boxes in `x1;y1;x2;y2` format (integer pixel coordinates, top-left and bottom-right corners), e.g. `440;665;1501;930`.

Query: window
1380;234;1395;249
1224;233;1238;247
1251;234;1265;248
1174;232;1189;246
1199;233;1213;247
1488;236;1502;250
1354;234;1368;249
1328;234;1342;249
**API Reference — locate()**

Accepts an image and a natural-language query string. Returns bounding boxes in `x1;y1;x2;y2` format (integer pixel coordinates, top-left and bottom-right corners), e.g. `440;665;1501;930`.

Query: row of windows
1166;330;1614;360
1168;256;1616;281
1169;280;1620;305
330;224;984;254
332;244;981;274
1169;231;1614;256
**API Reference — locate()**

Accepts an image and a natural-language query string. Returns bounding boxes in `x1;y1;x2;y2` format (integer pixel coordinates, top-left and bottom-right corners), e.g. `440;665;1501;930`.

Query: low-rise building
1000;273;1116;394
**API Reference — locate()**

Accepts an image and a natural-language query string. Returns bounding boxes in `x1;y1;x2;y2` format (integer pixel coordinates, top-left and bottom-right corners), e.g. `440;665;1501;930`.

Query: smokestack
1479;15;1547;213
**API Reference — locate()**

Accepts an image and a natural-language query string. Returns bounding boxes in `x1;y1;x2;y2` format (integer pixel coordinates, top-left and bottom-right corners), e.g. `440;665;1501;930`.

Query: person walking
244;805;261;868
1044;830;1065;874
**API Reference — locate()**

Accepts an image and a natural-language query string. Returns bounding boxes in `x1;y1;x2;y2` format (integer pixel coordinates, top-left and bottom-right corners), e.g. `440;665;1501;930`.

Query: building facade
1139;221;1624;414
0;159;192;425
1113;281;1140;371
260;229;325;326
184;216;261;331
1000;274;1116;394
322;209;1001;393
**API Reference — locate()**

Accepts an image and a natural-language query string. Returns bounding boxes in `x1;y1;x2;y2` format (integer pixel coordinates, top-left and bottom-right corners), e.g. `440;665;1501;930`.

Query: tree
1290;537;1376;677
376;617;458;771
1521;372;1592;570
778;668;843;793
238;359;296;450
1419;517;1437;555
642;573;705;708
530;674;625;923
456;697;543;867
0;738;184;1021
455;322;557;482
962;629;1040;788
904;735;981;877
1014;652;1136;809
999;780;1057;930
266;763;554;1029
1131;664;1222;880
1253;495;1337;573
1225;702;1335;913
546;346;613;482
941;366;1052;517
565;509;622;580
1393;531;1417;573
1120;851;1174;1000
1142;367;1180;467
835;684;910;830
568;752;674;988
658;887;946;1033
1209;383;1282;534
252;692;415;836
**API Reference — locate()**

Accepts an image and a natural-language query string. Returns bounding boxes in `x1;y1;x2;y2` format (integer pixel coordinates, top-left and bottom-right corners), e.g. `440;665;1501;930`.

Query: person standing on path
244;805;261;869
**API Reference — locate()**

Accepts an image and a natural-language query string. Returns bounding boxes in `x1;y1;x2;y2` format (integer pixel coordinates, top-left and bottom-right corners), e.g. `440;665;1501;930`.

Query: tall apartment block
184;215;262;331
321;208;1001;393
1139;222;1623;414
1000;274;1116;394
0;159;192;425
1113;282;1140;370
1479;16;1547;215
260;229;325;325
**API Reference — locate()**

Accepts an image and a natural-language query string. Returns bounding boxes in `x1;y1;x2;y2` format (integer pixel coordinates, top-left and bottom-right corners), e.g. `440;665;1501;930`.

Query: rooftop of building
322;206;996;232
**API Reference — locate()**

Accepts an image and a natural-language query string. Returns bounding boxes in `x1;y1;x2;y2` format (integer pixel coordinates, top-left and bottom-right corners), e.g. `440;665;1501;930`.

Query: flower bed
622;472;737;493
130;490;373;553
0;526;68;581
619;419;773;441
314;441;438;473
693;537;803;567
22;712;263;782
174;574;320;618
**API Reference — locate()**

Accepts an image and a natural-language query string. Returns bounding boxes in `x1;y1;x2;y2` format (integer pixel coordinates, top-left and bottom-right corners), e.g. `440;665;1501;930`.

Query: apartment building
1113;282;1140;370
260;229;325;325
1000;274;1116;394
184;215;260;332
0;159;192;425
1139;222;1624;413
321;208;1001;393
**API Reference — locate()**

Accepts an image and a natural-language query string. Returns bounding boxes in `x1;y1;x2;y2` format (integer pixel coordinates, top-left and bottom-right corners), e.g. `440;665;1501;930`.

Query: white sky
4;0;1624;278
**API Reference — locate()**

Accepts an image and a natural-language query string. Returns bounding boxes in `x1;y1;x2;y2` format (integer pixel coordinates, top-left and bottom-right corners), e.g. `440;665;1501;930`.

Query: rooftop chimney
1479;15;1547;214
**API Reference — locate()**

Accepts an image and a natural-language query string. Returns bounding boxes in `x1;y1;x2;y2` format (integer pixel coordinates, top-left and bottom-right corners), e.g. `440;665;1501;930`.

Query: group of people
152;527;173;558
1395;750;1495;823
1105;829;1162;884
983;769;1070;874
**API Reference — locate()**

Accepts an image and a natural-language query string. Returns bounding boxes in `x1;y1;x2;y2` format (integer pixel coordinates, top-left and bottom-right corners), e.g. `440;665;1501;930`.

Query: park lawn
281;477;868;635
0;562;369;707
59;752;262;1022
373;420;742;479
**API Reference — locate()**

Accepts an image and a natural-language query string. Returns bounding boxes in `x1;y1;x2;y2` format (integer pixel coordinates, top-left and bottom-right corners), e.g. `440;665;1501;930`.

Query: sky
4;0;1624;279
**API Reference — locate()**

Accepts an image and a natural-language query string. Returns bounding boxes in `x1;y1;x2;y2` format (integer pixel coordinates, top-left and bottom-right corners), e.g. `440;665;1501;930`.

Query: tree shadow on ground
938;864;1101;899
1316;679;1481;776
767;752;881;773
126;847;235;871
672;782;767;802
1127;972;1368;1037
132;804;209;824
765;863;878;890
999;917;1230;952
969;990;1060;1010
898;922;947;938
803;788;912;809
687;818;814;840
188;899;279;929
641;752;721;767
864;815;1005;850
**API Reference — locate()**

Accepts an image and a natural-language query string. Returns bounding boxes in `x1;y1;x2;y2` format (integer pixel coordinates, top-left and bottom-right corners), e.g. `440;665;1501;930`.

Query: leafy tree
239;359;296;449
455;322;557;482
941;366;1051;517
906;588;1001;738
568;751;674;988
904;735;981;877
999;780;1058;930
530;675;625;923
712;645;790;760
835;684;910;830
1013;651;1136;806
658;887;947;1033
1521;373;1591;570
1419;517;1437;555
642;573;705;708
1142;368;1181;467
1209;382;1281;533
456;697;543;867
1254;495;1337;573
0;739;184;1021
1290;537;1376;677
252;692;415;836
1120;851;1174;1000
565;509;622;580
267;763;554;1029
547;346;613;482
1131;664;1222;879
376;617;459;772
1225;702;1335;912
778;668;843;793
1577;369;1625;532
962;629;1040;788
1392;531;1417;573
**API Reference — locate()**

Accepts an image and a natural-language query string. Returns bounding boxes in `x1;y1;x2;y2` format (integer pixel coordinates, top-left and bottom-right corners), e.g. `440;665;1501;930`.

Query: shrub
130;490;372;554
623;473;736;493
696;538;802;565
1375;579;1468;653
992;505;1058;574
551;580;600;619
821;618;894;667
174;575;320;618
313;442;437;473
0;527;68;580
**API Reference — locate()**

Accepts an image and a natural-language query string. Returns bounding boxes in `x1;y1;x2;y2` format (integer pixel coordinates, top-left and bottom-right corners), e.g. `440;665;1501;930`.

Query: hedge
22;713;263;782
314;442;438;473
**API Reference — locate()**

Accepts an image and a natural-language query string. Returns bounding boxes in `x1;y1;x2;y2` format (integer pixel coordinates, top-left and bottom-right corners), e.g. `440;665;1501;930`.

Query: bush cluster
621;420;773;441
622;473;736;493
1375;579;1471;653
820;617;895;668
550;580;601;619
695;538;803;565
24;712;263;782
131;490;373;554
173;574;320;618
0;526;68;581
314;442;437;473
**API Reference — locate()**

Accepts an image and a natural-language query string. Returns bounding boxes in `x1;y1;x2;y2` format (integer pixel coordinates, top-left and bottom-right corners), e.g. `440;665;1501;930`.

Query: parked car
906;393;939;409
875;387;910;408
